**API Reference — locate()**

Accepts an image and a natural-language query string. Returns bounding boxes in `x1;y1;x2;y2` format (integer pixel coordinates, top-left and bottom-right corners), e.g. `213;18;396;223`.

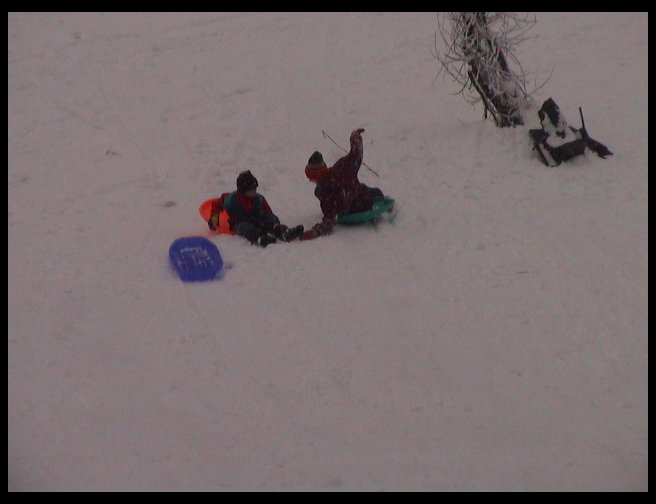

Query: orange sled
199;198;236;235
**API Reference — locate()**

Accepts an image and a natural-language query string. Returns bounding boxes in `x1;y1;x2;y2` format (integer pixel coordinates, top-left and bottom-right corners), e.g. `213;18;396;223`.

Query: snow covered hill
8;12;647;491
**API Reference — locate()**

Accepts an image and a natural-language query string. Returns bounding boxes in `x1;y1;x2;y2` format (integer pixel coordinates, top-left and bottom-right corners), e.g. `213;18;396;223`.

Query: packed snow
8;12;647;491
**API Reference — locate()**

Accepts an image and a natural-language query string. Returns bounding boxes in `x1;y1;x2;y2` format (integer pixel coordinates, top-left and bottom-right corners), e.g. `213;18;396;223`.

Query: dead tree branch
433;12;545;127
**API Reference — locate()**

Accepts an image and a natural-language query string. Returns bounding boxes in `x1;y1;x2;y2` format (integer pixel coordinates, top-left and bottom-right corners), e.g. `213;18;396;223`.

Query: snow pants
234;213;280;243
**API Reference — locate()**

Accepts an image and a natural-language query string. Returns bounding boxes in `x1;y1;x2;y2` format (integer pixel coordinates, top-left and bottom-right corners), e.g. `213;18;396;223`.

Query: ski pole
322;130;380;177
578;107;589;139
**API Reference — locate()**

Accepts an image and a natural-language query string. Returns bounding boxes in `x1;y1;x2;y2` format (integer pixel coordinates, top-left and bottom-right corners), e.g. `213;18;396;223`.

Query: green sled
337;196;395;225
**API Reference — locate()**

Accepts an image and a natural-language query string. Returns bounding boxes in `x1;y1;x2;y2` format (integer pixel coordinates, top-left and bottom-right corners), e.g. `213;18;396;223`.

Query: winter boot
272;223;289;240
257;233;277;248
273;224;304;242
281;224;304;242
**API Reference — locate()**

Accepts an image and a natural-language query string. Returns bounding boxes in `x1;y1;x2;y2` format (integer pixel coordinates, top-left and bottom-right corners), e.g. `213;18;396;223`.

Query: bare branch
433;12;538;127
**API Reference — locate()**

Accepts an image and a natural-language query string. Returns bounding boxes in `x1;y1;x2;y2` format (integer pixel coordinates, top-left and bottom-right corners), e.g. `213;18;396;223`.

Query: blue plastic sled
337;196;395;224
169;236;224;282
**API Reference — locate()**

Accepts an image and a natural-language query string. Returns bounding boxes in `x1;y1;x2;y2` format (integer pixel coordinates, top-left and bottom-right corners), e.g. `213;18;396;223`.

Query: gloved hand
300;229;318;241
272;223;288;240
207;213;219;231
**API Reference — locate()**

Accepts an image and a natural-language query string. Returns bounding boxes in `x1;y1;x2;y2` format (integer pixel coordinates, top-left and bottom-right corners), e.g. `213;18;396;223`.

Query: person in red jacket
207;170;303;247
301;128;384;240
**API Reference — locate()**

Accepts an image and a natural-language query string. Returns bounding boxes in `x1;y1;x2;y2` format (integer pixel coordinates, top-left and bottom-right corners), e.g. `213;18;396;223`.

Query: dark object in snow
530;98;613;166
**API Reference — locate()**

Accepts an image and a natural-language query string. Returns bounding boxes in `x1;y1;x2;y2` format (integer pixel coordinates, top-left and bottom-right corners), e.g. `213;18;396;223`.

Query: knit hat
305;151;329;181
236;170;258;192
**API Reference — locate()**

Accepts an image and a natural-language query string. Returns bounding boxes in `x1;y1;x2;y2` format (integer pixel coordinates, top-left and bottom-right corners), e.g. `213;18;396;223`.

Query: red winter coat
307;129;373;237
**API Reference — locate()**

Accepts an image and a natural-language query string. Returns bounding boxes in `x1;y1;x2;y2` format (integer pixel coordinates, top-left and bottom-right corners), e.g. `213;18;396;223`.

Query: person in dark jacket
301;128;383;240
207;170;303;247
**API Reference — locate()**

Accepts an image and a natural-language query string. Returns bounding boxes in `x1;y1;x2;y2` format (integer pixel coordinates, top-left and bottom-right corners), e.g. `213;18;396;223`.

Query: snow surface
8;12;648;491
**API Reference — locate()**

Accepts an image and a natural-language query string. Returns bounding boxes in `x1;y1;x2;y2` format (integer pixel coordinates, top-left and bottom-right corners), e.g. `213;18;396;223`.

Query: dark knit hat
236;170;258;192
305;151;329;181
308;151;323;165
